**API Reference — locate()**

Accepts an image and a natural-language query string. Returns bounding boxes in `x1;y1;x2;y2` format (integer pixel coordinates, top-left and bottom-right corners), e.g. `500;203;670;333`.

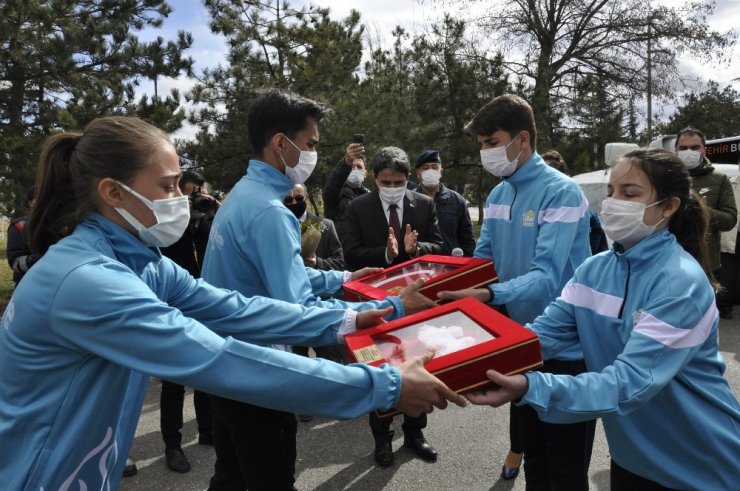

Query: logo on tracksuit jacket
523;210;535;227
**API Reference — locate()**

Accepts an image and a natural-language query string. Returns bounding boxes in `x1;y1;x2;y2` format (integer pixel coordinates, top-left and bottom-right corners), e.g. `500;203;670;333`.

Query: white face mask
114;181;190;247
600;197;666;249
281;137;317;184
378;185;406;204
346;169;365;188
677;149;702;170
480;134;523;177
420;168;441;188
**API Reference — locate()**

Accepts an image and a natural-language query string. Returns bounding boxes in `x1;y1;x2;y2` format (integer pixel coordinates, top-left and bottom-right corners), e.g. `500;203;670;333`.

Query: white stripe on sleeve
538;197;589;224
560;283;622;318
483;203;510;220
633;306;716;349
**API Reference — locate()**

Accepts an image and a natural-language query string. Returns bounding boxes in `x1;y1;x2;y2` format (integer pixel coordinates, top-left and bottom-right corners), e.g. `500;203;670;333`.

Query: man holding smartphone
323;134;370;243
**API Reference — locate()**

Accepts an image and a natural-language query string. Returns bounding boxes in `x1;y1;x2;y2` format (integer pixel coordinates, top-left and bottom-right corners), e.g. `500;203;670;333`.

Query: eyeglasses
284;195;306;205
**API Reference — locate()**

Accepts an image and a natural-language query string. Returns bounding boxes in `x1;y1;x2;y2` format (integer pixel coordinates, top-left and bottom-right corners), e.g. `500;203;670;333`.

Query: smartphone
352;133;364;145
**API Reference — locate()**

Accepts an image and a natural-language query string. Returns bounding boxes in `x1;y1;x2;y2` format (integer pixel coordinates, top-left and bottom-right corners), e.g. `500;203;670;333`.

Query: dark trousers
610;460;680;490
160;380;213;449
208;395;297;491
369;410;427;436
519;359;596;491
508;402;523;454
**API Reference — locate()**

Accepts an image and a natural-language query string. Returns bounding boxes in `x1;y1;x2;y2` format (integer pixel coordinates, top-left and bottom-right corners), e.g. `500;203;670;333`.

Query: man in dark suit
344;147;444;271
343;146;444;467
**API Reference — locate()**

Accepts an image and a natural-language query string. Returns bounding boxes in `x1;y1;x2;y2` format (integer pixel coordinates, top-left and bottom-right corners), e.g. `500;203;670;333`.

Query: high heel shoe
500;451;523;480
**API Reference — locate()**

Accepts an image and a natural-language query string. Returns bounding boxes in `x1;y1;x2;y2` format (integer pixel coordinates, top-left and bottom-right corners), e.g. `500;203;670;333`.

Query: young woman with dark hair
466;148;740;489
0;116;464;490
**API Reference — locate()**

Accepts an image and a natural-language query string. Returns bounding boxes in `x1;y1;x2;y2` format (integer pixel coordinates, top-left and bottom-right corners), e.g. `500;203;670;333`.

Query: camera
189;186;214;214
352;133;364;145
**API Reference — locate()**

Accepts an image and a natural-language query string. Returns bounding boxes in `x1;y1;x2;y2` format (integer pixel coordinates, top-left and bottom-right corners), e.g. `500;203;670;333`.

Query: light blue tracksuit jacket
475;154;591;356
0;214;401;490
524;230;740;489
202;160;403;335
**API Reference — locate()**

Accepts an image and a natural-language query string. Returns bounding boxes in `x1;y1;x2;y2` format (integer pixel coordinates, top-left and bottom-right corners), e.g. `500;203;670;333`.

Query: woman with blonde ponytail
462;149;740;489
0;116;463;489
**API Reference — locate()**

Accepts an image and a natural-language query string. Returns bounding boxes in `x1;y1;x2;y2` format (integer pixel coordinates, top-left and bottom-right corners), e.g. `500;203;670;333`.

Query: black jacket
322;159;370;243
343;189;444;270
6;216;38;285
305;212;345;271
160;217;212;277
409;182;475;256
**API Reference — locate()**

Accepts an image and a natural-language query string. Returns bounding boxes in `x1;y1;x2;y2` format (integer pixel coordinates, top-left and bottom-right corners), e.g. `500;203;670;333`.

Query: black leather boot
403;432;438;462
373;430;394;467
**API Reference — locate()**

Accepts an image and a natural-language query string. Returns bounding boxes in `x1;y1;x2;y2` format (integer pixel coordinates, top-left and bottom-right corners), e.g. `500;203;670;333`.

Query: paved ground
120;318;740;491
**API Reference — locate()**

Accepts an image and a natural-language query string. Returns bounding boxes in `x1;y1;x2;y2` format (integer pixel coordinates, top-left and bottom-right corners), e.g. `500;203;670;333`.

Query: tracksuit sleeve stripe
537;197;589;224
483;204;510;219
560;283;622;318
633;306;716;349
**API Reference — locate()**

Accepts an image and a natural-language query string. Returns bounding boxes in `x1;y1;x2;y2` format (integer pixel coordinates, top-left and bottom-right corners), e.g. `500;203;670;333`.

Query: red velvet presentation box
345;297;543;416
343;254;497;302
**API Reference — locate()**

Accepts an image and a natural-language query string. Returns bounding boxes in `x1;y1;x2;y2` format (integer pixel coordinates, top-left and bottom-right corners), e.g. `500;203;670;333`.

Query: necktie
389;204;402;245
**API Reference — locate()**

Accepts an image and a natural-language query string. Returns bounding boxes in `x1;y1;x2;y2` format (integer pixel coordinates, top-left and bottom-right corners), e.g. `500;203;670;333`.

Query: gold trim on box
455;360;544;393
434;338;541;375
353;345;384;364
420;262;496;291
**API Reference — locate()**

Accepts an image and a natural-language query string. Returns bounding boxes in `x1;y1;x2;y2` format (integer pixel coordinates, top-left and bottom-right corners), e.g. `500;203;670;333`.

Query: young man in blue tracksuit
465;148;740;489
0;116;462;491
440;94;595;488
201;89;437;490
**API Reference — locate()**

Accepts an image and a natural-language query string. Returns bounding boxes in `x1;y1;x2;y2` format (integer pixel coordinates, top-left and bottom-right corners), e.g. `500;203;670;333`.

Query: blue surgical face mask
346;169;365;187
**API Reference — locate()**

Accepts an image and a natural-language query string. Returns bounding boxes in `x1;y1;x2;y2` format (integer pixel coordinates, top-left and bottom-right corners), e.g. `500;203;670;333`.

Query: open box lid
344;254;496;300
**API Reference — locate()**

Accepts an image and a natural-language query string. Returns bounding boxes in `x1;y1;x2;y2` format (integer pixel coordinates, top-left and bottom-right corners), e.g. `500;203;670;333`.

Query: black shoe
122;458;137;477
500;451;522;480
373;431;394;467
165;447;191;473
198;432;214;445
403;435;438;462
501;463;520;480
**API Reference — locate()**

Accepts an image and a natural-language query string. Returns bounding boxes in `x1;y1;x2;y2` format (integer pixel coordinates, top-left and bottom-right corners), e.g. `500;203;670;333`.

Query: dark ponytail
668;191;713;281
622;148;715;283
28;133;82;255
27;117;171;255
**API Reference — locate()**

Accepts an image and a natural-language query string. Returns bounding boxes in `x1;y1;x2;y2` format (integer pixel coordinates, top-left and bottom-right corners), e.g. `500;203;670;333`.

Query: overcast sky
139;0;740;140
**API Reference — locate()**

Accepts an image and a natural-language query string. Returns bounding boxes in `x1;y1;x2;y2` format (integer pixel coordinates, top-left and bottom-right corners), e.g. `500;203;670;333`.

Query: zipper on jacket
617;258;631;319
508;182;518;220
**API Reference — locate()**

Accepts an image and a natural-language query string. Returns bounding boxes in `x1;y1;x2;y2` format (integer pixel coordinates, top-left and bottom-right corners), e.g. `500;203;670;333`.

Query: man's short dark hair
676;126;706;147
465;94;537;147
247;89;326;153
179;169;205;192
372;147;411;177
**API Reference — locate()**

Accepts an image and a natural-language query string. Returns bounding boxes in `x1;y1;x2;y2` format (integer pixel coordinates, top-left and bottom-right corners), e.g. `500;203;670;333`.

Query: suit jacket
305;212;345;271
343;189;444;270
